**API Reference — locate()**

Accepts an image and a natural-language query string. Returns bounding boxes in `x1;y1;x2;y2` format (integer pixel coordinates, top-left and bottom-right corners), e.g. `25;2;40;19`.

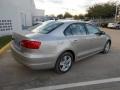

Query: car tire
102;41;111;54
116;26;119;29
54;52;73;74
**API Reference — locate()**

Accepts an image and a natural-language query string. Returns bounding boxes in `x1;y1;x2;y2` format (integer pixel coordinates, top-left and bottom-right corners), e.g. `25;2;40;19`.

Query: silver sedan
11;20;111;73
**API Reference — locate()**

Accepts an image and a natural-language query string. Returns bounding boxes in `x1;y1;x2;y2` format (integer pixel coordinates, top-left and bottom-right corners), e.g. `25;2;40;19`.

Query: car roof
56;20;86;24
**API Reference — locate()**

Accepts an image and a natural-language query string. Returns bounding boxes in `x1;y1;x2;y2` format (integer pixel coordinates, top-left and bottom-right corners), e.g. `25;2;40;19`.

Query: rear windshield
32;21;63;34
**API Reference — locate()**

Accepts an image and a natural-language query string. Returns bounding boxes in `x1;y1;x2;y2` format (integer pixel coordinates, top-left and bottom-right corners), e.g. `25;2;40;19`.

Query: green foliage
0;35;12;49
86;2;116;19
73;14;85;20
57;14;64;19
73;15;79;20
78;14;85;19
64;12;73;18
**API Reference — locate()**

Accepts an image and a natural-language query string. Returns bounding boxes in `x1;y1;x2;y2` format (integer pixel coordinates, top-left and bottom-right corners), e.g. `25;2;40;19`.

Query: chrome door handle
73;40;78;42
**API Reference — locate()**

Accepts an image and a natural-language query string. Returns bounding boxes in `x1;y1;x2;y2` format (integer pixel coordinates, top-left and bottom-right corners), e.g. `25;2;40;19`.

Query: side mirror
95;31;105;35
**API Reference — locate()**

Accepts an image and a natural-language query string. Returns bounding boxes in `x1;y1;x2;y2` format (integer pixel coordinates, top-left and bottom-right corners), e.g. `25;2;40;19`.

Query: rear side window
86;24;100;34
64;23;86;36
32;21;63;34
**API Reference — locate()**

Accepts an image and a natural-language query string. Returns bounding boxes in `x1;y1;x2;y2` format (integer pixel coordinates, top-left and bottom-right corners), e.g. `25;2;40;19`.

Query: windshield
32;21;63;34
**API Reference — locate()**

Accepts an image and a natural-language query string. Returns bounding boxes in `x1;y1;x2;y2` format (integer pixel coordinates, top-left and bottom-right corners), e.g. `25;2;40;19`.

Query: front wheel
102;41;111;54
54;52;73;74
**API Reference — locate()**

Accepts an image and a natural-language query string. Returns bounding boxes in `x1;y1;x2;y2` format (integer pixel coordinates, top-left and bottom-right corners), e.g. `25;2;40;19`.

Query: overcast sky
34;0;117;16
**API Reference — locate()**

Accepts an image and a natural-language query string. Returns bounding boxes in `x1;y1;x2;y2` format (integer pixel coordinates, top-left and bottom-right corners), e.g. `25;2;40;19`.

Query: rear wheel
54;52;73;74
116;26;119;29
102;41;111;54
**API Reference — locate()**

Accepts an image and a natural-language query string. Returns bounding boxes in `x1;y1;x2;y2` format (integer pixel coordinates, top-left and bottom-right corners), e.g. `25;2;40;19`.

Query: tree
57;14;64;19
73;15;79;20
73;14;85;20
64;12;72;18
86;2;116;19
78;14;84;19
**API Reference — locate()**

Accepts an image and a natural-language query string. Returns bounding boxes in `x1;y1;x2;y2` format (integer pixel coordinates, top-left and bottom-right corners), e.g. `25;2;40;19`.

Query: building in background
0;0;44;36
32;9;45;25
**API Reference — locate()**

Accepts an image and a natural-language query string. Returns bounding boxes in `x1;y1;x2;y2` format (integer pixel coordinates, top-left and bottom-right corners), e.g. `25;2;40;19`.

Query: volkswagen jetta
11;20;111;73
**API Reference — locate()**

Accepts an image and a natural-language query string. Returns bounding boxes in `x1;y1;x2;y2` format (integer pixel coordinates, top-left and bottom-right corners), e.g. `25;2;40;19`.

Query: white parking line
27;77;120;90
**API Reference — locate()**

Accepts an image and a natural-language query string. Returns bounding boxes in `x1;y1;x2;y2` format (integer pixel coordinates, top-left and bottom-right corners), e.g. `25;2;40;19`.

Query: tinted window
32;21;63;34
64;23;86;36
64;26;72;36
86;24;100;34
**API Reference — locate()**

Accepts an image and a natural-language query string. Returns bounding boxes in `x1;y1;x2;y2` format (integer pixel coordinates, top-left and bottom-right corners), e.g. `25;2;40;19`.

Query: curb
0;42;10;55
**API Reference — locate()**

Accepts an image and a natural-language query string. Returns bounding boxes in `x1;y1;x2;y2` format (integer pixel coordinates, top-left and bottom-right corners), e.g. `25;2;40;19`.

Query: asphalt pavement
0;28;120;90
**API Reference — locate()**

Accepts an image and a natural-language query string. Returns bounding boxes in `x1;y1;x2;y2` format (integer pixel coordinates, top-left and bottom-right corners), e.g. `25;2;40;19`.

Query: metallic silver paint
11;20;111;70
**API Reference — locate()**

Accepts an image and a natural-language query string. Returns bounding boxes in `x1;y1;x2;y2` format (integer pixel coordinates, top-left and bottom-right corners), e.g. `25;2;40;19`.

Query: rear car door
85;23;106;52
64;23;94;60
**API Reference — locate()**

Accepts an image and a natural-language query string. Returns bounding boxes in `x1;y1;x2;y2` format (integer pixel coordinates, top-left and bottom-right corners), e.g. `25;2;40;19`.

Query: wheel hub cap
105;43;110;52
60;55;72;72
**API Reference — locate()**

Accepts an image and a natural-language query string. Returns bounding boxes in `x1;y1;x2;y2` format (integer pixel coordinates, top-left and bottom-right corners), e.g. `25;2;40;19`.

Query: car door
85;23;106;52
64;23;94;60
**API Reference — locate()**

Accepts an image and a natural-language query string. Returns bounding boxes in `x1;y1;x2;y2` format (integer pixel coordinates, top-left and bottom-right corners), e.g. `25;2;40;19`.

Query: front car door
85;23;106;52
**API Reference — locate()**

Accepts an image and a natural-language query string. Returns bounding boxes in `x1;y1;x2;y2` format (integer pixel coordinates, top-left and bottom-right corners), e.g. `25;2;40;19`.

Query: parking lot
0;28;120;90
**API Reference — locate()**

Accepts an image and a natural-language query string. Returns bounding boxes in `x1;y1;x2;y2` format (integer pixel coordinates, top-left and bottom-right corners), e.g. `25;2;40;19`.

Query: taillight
20;40;41;49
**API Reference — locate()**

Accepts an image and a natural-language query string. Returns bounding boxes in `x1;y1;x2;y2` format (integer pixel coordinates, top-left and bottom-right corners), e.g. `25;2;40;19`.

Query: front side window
86;24;100;34
64;23;86;36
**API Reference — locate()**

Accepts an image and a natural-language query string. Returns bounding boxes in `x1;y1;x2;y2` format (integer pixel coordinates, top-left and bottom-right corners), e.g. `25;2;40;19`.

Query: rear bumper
11;44;56;70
